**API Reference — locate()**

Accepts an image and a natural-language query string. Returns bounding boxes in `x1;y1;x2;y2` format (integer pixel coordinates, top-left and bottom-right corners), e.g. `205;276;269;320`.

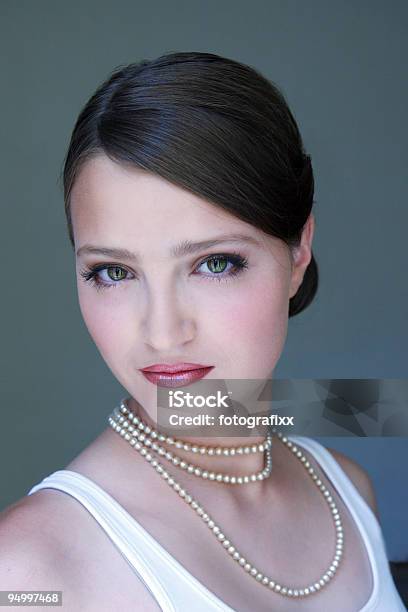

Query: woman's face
71;154;313;416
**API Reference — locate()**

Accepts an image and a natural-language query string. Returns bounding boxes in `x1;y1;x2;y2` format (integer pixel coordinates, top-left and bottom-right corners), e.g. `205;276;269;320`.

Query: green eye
107;266;127;281
206;257;228;274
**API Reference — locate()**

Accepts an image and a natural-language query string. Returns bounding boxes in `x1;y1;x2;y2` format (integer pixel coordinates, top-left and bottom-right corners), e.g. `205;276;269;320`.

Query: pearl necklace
120;399;270;455
113;401;272;484
108;401;344;599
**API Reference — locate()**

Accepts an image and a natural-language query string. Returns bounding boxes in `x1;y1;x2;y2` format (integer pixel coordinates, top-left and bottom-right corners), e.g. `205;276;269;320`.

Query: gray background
1;1;407;561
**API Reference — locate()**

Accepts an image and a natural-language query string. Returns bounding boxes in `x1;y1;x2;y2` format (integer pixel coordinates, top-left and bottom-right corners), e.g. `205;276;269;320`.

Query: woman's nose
142;283;196;353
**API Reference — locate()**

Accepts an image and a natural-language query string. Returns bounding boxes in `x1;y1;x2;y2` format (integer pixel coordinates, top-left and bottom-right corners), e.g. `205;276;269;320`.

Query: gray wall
1;1;407;561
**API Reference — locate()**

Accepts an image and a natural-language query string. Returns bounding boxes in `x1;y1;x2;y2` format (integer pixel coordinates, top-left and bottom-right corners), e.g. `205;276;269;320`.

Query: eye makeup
79;251;249;291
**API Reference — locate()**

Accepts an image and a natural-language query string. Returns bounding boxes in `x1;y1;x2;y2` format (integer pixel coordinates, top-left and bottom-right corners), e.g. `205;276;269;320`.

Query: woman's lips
140;366;214;388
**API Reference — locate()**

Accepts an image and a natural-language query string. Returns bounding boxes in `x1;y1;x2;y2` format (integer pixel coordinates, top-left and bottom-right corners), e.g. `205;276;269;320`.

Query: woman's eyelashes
79;252;249;291
194;252;249;281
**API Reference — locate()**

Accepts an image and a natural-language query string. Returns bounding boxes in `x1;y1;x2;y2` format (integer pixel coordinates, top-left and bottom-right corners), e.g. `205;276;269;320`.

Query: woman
0;51;405;611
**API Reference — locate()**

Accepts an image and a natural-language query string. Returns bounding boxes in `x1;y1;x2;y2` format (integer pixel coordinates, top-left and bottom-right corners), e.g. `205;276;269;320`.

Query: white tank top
27;435;406;611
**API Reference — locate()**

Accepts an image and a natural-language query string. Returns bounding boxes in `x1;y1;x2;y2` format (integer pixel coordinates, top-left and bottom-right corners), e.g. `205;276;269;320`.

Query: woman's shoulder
0;487;61;544
291;435;380;522
0;480;162;611
0;490;74;595
324;445;380;522
0;488;99;608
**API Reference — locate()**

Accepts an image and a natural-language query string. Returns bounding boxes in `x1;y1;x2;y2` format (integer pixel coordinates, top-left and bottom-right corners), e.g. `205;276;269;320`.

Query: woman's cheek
221;279;289;377
78;291;132;361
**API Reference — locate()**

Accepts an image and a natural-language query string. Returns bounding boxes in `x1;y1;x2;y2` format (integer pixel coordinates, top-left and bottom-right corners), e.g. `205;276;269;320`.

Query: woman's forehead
72;155;219;218
70;154;271;247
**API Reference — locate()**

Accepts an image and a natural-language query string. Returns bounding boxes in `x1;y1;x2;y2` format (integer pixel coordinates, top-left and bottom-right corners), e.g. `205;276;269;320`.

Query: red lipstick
140;363;214;388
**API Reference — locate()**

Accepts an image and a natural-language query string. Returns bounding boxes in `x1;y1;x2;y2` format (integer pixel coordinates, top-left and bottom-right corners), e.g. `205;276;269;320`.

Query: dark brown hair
61;51;318;317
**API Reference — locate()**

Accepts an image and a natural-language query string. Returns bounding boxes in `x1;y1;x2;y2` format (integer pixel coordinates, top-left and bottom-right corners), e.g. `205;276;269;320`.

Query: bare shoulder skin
0;485;161;611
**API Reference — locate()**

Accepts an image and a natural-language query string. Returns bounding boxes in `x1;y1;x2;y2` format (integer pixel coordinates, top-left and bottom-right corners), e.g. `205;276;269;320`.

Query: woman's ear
289;213;315;299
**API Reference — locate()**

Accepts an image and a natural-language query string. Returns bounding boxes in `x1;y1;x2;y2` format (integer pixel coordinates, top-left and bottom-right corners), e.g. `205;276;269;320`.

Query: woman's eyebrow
76;233;262;261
